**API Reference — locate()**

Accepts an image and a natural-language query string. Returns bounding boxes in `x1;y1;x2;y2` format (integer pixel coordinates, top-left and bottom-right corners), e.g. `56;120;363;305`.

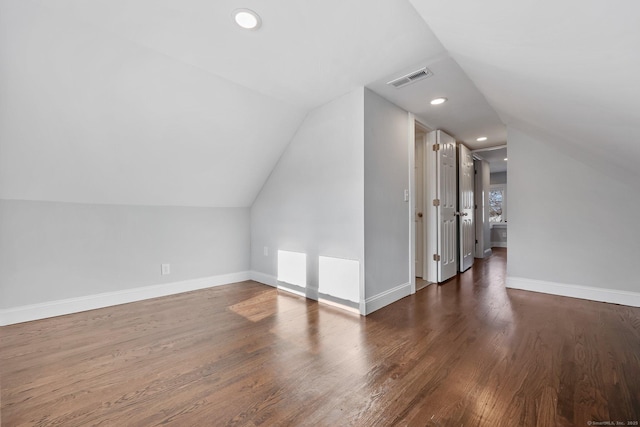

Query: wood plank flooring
2;249;639;426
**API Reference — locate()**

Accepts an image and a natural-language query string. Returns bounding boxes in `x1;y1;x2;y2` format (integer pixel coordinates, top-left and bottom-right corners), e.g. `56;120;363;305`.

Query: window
489;185;507;223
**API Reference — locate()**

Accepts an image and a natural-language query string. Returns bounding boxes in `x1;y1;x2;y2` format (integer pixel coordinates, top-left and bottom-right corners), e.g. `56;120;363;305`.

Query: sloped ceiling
0;0;447;207
5;0;634;207
409;0;640;182
368;55;506;150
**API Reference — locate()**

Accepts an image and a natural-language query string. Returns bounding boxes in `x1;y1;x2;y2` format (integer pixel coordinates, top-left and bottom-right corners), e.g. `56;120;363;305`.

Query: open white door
458;143;475;272
434;130;458;282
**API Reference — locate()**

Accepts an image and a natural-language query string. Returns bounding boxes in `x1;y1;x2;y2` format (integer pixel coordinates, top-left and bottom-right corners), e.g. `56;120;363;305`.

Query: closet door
458;143;475;272
435;130;458;282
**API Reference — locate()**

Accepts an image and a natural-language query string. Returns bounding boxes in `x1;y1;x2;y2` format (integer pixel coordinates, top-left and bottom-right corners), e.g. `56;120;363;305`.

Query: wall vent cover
387;67;433;88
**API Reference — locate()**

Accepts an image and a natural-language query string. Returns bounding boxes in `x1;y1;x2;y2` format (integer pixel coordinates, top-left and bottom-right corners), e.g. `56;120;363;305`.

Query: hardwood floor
1;249;639;426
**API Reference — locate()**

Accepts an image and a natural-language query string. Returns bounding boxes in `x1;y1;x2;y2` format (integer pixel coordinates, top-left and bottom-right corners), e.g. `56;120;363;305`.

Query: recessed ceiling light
476;136;488;142
233;9;261;30
430;97;447;105
504;158;508;161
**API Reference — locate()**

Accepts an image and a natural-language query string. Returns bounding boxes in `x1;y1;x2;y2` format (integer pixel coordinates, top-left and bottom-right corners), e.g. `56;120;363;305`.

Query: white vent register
387;67;433;88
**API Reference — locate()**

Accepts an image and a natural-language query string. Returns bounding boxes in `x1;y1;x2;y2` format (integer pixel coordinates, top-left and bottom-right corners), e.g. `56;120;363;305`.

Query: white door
458;143;475;272
435;130;458;282
415;133;424;277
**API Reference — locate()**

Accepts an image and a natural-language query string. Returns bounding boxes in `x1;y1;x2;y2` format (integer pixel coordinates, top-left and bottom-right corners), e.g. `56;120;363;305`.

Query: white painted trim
0;272;250;326
420;132;430;282
491;242;508;248
414;118;432;134
364;282;411;315
276;285;306;298
506;276;640;307
425;130;438;284
249;271;277;287
318;298;360;315
408;112;416;295
471;144;508;154
250;271;361;315
490;223;507;229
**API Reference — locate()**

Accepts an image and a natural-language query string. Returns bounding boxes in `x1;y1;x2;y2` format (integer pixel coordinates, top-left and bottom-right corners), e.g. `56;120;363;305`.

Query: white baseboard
317;297;360;315
476;248;493;259
249;271;360;315
0;272;251;326
249;272;309;300
491;242;507;248
363;282;411;315
249;271;305;297
249;271;277;287
506;276;640;307
276;285;306;298
251;272;410;316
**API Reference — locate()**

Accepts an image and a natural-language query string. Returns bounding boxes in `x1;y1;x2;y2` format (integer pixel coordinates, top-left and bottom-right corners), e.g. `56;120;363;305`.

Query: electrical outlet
263;246;269;256
161;263;170;275
404;189;409;202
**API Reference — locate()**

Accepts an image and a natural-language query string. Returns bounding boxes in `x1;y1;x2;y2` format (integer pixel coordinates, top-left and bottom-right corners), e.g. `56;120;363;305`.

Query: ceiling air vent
387;67;433;88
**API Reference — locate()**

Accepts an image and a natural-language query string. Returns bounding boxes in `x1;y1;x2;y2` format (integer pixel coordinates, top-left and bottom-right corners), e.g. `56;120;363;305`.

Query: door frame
424;128;439;284
415;129;426;279
408;115;434;294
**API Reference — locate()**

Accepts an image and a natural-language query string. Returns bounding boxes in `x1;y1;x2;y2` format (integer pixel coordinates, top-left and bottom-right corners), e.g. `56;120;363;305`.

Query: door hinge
433;254;441;262
475;239;478;244
475;204;478;209
433;199;440;206
432;143;440;151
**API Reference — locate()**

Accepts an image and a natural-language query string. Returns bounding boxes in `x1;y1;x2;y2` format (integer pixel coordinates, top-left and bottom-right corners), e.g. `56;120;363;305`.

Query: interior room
473;146;508;248
1;0;639;425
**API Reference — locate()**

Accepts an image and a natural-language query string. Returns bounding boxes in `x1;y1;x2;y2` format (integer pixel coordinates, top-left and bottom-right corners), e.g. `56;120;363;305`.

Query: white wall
251;88;414;313
490;225;507;248
0;0;293;321
507;127;640;304
250;88;365;306
0;200;250;309
363;89;411;308
490;171;507;185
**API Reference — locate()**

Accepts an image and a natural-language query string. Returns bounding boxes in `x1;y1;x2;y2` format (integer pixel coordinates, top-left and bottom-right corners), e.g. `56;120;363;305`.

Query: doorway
413;120;432;291
472;145;508;252
415;129;425;278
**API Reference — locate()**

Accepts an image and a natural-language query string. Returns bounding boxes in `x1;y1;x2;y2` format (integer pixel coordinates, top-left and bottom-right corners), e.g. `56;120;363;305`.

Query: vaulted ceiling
1;0;636;207
409;0;640;183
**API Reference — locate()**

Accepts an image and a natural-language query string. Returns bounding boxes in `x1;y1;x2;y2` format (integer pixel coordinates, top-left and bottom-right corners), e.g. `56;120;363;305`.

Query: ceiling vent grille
387;67;434;88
